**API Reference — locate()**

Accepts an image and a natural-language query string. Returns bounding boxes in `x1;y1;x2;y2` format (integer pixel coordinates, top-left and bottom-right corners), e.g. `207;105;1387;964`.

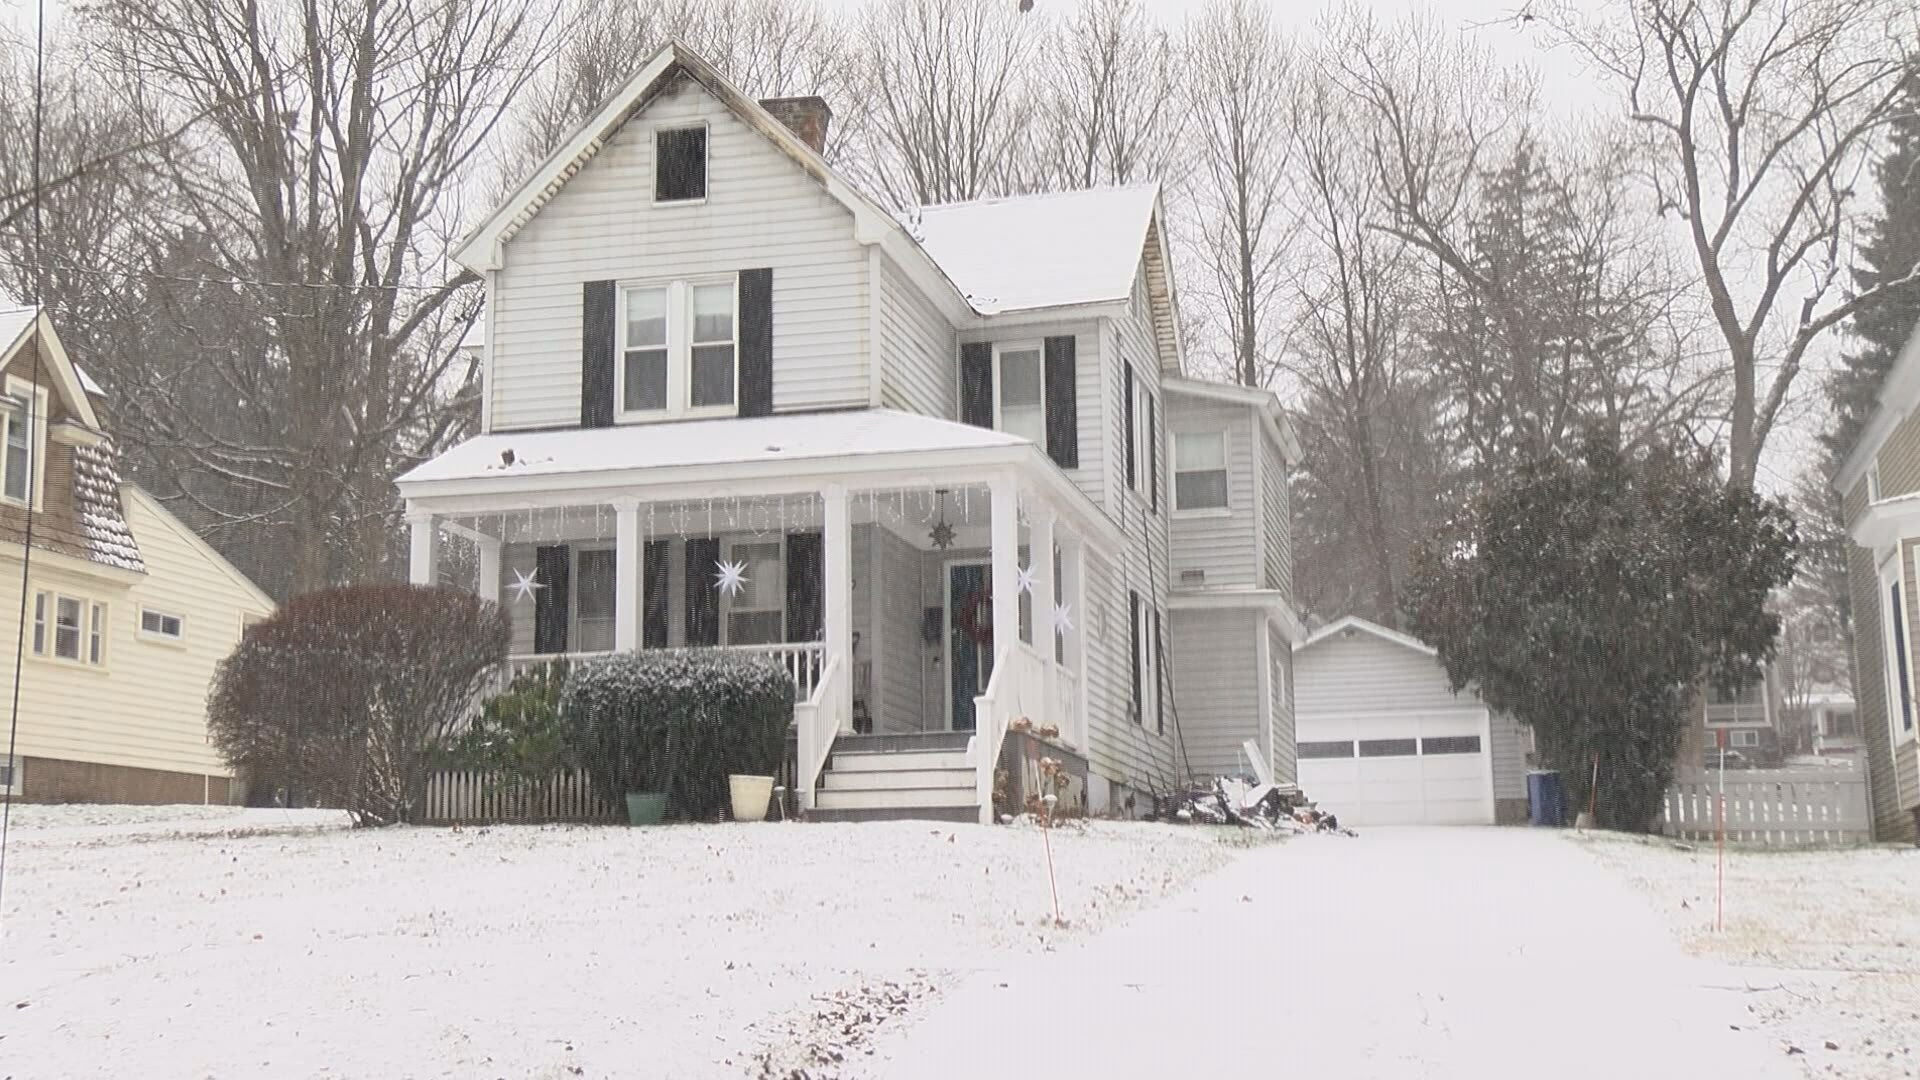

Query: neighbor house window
139;608;185;641
1;378;42;506
619;278;738;419
723;539;784;646
1173;431;1229;512
1885;574;1914;739
994;343;1045;446
1828;710;1856;737
33;591;105;666
0;754;18;796
1729;729;1760;748
655;125;708;202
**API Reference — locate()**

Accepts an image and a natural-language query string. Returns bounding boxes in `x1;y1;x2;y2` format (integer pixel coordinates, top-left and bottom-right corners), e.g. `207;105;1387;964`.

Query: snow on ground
1574;831;1920;1079
0;806;1256;1079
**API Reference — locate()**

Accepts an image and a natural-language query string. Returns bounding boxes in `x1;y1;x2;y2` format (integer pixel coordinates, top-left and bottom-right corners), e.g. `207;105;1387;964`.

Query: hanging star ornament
1051;601;1074;635
929;518;956;550
507;567;544;603
713;558;749;598
1015;563;1038;595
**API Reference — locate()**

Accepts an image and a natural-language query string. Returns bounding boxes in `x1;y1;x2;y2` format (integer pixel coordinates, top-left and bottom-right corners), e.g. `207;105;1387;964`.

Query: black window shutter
739;268;774;417
643;540;670;649
960;342;994;428
1123;363;1136;490
581;281;616;428
685;537;720;646
785;530;824;642
1148;392;1159;512
1154;609;1166;735
1128;590;1142;724
533;545;571;654
1044;335;1079;468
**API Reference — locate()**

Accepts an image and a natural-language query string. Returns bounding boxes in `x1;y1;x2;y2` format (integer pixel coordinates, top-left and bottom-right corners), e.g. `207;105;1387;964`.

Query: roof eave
1296;614;1437;657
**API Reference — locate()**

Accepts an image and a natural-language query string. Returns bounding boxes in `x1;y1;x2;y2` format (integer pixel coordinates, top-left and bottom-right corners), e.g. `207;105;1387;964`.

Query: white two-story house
397;42;1303;823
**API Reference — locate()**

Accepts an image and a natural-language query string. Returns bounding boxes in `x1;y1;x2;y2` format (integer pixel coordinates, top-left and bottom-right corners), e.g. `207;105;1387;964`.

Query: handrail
795;654;845;813
970;643;1048;825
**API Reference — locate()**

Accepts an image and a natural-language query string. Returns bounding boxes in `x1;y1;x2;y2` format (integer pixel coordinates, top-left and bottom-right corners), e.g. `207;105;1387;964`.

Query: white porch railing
968;641;1049;825
500;642;827;699
795;654;846;812
1055;666;1082;749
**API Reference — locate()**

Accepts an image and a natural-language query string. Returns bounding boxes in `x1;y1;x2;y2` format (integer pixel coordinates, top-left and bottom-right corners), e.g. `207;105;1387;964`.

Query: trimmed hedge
561;649;795;820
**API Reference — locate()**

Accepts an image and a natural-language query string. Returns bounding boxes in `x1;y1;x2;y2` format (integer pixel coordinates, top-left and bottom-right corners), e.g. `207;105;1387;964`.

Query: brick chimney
759;96;833;155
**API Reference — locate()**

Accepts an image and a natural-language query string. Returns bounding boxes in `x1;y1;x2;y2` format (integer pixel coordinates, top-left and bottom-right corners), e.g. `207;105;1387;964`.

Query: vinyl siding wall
489;73;870;431
1490;710;1529;801
1166;397;1256;590
1268;621;1297;784
3;489;270;779
1168;608;1260;778
877;254;955;419
1841;458;1920;841
1876;406;1920;499
1261;432;1291;597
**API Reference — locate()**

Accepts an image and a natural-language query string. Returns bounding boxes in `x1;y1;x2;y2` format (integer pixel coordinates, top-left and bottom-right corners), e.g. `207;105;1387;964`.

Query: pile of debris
1152;777;1356;836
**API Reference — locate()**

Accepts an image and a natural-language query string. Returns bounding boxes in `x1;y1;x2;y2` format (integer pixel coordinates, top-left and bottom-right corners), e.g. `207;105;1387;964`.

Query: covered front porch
396;411;1117;822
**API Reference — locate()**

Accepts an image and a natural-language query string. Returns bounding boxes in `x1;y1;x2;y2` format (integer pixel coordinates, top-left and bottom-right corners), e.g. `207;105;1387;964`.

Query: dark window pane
1298;740;1354;759
691;344;735;407
625;349;667;411
1358;738;1418;758
1421;735;1481;755
1175;470;1228;510
656;127;707;201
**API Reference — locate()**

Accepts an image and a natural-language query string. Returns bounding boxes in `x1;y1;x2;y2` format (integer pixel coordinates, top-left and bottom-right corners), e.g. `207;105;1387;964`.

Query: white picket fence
1662;767;1872;846
423;768;618;825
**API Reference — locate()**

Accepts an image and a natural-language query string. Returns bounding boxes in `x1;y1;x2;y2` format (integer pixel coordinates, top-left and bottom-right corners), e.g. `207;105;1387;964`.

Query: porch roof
397;409;1124;550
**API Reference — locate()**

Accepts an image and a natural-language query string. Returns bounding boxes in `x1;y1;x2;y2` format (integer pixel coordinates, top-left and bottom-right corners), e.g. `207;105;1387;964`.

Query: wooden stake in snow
1041;793;1062;926
1586;752;1600;831
1715;729;1726;933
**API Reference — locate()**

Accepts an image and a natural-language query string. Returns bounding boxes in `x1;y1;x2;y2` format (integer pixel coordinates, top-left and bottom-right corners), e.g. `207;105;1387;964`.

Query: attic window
655;126;708;203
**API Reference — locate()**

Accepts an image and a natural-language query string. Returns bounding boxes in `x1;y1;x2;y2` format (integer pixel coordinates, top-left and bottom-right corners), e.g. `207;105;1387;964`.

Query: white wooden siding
1167;397;1257;590
1261;432;1291;598
1490;709;1528;799
1270;621;1297;784
877;254;955;419
1296;631;1476;717
1169;608;1260;778
875;525;925;734
491;73;870;430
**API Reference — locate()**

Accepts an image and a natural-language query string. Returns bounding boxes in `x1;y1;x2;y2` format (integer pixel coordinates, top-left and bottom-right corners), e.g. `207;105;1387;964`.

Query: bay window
1173;431;1229;512
618;277;738;419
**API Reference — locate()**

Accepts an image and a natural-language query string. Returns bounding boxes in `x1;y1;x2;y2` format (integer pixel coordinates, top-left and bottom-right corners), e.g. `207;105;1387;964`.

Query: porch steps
809;733;980;823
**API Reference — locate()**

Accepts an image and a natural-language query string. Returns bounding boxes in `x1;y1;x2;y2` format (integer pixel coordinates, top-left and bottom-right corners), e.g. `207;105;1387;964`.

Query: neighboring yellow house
0;306;272;804
1837;315;1920;844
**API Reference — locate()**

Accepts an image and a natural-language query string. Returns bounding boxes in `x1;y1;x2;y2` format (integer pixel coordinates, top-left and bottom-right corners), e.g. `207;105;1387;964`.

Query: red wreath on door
954;587;995;646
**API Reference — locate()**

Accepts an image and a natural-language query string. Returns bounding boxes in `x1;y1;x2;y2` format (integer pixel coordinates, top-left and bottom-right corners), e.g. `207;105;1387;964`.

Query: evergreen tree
1826;64;1920;459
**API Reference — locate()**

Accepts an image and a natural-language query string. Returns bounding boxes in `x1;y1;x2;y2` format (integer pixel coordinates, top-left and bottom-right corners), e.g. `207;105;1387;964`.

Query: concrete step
831;749;970;773
809;804;979;824
821;767;976;792
814;786;978;811
834;731;973;753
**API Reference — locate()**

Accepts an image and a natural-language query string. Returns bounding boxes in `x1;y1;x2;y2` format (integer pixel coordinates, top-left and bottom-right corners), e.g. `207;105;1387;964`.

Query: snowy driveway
874;827;1800;1080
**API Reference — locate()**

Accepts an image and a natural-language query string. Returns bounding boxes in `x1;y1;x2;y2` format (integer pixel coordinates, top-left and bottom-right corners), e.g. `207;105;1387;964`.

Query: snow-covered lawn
1575;831;1920;1079
0;805;1255;1079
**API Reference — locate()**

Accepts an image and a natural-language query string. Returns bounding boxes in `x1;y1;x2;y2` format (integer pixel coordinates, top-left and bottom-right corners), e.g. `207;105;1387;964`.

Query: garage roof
1297;615;1437;658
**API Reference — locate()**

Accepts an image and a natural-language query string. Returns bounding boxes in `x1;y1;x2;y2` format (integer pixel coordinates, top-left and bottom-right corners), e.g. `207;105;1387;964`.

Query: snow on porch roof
398;409;1029;487
907;184;1160;314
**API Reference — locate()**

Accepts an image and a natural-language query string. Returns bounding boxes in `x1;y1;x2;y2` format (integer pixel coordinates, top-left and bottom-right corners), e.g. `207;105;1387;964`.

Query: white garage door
1296;709;1493;826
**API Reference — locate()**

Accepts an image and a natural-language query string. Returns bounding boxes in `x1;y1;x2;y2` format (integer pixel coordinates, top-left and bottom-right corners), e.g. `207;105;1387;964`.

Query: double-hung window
33;591;106;666
994;343;1045;446
1882;555;1915;743
1;377;44;507
619;278;738;419
1173;431;1229;512
723;538;784;646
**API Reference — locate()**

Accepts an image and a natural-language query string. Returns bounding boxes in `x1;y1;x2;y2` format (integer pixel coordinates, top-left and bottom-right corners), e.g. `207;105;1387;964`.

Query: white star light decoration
507;567;545;603
713;558;749;598
1014;563;1038;596
1051;601;1074;635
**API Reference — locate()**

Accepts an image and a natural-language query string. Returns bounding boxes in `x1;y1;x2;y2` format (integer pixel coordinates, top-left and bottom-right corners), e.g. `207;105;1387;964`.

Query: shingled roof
72;440;144;573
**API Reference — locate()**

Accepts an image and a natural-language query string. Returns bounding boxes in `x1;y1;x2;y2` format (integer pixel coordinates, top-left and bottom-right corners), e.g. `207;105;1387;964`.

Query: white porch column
614;498;641;652
823;484;853;730
1062;534;1089;748
990;475;1020;675
1029;504;1055;730
477;535;502;604
407;512;436;586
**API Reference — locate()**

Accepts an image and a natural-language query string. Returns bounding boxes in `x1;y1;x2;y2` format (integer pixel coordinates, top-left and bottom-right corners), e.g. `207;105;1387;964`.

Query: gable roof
1296;615;1438;658
0;305;102;431
124;486;271;610
1836;318;1920;494
909;185;1159;314
1163;376;1304;464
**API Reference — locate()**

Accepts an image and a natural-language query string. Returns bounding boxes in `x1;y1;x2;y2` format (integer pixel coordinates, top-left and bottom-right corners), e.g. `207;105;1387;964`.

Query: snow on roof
74;363;103;396
1297;615;1438;657
908;185;1159;314
399;409;1026;487
0;305;35;351
459;318;485;351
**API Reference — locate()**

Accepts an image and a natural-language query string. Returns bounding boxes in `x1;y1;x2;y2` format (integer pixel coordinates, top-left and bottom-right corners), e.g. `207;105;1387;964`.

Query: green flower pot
625;792;667;826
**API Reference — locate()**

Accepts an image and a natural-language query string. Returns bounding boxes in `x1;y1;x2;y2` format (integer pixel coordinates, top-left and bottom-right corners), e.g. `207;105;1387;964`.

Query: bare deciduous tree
1547;0;1920;489
1028;0;1182;191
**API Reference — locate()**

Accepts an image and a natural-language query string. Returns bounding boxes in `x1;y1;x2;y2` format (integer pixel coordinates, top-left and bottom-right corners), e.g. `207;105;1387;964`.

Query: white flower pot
728;774;775;822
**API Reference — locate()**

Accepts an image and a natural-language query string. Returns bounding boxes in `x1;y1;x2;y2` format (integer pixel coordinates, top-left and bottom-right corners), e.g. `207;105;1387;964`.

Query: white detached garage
1294;617;1531;826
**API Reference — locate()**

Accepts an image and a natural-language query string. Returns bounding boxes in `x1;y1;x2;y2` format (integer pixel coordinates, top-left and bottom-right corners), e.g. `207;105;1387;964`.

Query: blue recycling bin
1527;770;1567;827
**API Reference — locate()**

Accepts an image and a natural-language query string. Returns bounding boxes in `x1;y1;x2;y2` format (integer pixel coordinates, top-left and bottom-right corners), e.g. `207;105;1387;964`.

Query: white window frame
570;545;617;653
1880;550;1916;746
1869;462;1883;502
0;754;19;796
615;275;739;422
1729;729;1760;748
991;341;1047;447
721;535;787;646
138;606;187;644
1130;369;1153;500
652;122;710;207
32;590;107;668
1;376;48;510
1172;429;1231;515
1133;596;1157;732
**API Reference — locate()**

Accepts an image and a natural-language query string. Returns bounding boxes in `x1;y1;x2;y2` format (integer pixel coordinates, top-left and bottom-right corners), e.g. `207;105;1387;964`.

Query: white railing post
477;535;501;604
1030;505;1055;735
823;484;853;734
408;512;437;586
614;498;641;652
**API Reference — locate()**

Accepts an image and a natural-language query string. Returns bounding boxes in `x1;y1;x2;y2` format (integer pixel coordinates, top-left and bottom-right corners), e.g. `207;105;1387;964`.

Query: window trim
990;340;1047;447
614;275;739;422
1128;367;1153;502
31;589;108;669
720;534;787;647
1171;429;1231;516
1;376;48;510
651;122;710;206
0;753;18;796
138;606;187;645
1880;549;1916;745
571;544;617;653
1869;462;1883;502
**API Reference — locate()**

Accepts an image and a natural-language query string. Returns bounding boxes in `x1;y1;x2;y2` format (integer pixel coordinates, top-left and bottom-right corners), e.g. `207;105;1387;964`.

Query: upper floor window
1128;368;1155;506
33;591;106;666
1173;431;1229;512
619;278;737;419
139;608;185;642
655;125;708;203
1;377;43;507
995;343;1045;445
